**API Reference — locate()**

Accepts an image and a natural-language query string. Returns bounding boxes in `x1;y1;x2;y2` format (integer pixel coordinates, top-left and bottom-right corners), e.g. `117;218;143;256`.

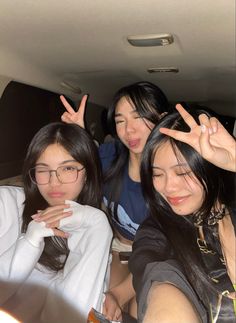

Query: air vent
147;67;179;73
127;33;174;47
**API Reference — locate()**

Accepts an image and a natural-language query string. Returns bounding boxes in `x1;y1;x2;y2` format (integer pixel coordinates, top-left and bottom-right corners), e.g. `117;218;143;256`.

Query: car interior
0;2;235;322
0;0;235;185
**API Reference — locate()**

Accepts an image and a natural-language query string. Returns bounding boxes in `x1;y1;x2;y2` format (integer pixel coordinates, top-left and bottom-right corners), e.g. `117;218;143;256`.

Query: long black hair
22;122;102;271
104;81;172;220
141;109;234;309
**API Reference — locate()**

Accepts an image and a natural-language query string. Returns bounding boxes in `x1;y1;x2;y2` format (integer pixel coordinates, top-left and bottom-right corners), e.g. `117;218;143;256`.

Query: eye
177;171;192;176
152;172;163;178
133;111;141;119
35;168;49;174
62;166;77;172
115;119;124;124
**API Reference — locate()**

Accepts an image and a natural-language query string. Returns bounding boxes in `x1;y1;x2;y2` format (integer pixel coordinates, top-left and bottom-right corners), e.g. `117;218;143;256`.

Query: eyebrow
114;109;138;118
35;159;77;167
152;162;189;170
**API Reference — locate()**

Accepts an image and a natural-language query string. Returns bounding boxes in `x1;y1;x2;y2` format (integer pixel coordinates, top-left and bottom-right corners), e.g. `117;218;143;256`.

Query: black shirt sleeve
129;215;173;295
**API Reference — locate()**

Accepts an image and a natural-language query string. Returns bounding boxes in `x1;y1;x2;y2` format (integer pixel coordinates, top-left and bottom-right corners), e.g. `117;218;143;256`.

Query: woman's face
115;96;154;157
35;143;86;206
152;141;204;216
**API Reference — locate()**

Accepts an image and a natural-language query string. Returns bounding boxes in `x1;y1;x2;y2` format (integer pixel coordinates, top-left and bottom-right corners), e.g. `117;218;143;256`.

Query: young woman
129;105;236;322
0;122;112;323
60;81;171;319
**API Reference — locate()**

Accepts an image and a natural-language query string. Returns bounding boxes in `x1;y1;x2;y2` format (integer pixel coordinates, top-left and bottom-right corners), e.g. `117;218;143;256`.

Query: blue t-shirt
99;141;147;241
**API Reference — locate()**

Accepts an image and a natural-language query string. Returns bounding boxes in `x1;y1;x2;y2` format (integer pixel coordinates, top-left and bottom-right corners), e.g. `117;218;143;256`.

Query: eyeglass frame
29;165;85;185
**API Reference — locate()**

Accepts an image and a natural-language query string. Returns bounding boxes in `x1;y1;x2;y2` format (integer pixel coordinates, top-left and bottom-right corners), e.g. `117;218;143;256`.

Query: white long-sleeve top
0;186;112;323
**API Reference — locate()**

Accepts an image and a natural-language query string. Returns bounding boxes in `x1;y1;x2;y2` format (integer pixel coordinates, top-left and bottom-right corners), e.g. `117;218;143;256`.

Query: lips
127;139;140;148
48;192;65;198
166;196;189;206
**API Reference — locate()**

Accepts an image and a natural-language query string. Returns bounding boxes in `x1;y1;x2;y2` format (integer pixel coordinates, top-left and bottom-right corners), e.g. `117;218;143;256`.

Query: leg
109;251;129;288
128;295;137;318
109;251;137;318
143;283;202;323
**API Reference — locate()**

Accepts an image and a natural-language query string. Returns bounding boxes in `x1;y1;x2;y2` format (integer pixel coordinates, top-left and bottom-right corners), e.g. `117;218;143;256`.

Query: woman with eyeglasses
0;122;112;323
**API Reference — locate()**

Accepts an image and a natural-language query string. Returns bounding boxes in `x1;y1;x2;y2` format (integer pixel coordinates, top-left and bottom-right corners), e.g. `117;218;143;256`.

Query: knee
143;283;201;323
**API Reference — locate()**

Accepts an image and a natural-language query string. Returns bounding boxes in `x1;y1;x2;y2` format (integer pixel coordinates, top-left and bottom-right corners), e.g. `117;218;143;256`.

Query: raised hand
31;204;72;237
159;104;236;172
60;94;88;128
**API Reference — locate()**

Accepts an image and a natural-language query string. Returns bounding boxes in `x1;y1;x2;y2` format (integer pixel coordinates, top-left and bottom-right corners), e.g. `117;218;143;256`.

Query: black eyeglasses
29;165;85;185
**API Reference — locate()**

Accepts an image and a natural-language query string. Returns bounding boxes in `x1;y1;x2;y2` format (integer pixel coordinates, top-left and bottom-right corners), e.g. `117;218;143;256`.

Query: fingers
61;112;75;124
175;104;197;129
199;114;214;134
78;94;88;115
209;117;218;134
60;95;76;114
102;292;122;322
45;211;72;226
73;94;88;128
33;204;69;217
114;308;122;321
199;114;221;136
33;210;72;223
31;204;72;226
61;94;88;128
53;228;69;238
198;114;215;158
159;127;189;144
104;307;122;322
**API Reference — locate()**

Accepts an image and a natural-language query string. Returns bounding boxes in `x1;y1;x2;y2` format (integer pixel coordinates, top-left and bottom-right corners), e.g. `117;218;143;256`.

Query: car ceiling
0;0;235;116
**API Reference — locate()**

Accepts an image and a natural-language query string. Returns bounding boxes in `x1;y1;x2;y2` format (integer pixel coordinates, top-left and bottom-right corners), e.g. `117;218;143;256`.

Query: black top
129;209;236;322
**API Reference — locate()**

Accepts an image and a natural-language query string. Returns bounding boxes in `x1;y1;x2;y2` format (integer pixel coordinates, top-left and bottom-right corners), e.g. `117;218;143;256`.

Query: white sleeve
0;186;44;303
43;201;113;322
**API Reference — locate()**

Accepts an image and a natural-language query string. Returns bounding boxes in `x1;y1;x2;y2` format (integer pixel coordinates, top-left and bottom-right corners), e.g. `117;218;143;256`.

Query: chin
171;207;191;216
47;198;65;206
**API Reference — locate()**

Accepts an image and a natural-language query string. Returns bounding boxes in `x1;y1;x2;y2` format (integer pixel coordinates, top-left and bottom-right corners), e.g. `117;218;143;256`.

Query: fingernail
32;214;40;219
208;128;213;135
201;125;206;133
212;126;217;133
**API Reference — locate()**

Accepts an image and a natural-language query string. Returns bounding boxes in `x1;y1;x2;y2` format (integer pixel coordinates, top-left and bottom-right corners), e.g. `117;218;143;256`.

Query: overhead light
127;33;174;47
147;67;179;73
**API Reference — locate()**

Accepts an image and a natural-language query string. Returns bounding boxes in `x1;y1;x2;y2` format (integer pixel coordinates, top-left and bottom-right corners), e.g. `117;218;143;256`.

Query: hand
102;291;122;322
58;200;84;231
32;204;72;230
159;104;236;172
25;220;67;248
60;94;88;128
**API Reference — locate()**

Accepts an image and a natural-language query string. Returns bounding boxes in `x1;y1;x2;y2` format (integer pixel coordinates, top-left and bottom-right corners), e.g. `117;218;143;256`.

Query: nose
49;171;61;186
163;174;179;194
125;119;135;133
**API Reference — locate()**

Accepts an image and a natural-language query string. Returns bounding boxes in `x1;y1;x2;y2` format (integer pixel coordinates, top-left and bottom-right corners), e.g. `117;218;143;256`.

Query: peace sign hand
159;104;236;172
60;94;88;128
